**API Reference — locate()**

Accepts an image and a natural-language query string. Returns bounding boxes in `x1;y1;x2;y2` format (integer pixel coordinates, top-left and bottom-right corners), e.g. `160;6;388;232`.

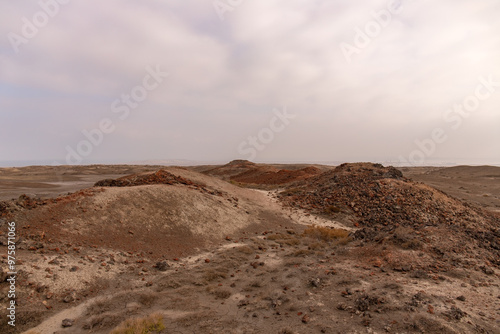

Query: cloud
0;0;499;165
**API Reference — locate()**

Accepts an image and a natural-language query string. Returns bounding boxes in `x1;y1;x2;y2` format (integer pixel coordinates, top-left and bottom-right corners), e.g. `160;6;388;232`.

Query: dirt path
259;189;356;231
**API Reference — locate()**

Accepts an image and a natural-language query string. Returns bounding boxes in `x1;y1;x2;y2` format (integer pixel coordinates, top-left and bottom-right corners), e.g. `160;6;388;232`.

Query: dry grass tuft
325;205;342;214
266;233;301;246
302;225;351;243
110;313;165;334
213;289;232;299
236;245;255;254
203;268;228;282
138;292;158;307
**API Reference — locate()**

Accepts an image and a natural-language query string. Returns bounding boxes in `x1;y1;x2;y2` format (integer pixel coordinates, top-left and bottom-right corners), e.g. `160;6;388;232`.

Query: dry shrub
203;268;228;282
213;289;232;299
282;238;300;246
138;292;158;306
110;313;165;334
325;205;342;214
266;233;300;246
266;233;288;241
289;249;312;258
308;242;326;250
87;298;113;316
390;227;422;250
281;188;302;196
84;313;123;331
302;226;351;243
236;245;254;254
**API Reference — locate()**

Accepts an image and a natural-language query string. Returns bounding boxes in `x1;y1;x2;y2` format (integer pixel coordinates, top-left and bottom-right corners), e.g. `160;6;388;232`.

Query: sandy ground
0;165;166;201
401;166;500;213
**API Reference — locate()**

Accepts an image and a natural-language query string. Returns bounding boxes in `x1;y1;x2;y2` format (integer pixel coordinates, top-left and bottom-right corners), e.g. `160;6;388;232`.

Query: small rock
337;303;348;311
42;300;52;309
61;318;74;327
456;295;466;301
301;314;310;323
309;278;321;288
480;266;494;275
155;261;170;272
63;292;76;303
237;300;249;308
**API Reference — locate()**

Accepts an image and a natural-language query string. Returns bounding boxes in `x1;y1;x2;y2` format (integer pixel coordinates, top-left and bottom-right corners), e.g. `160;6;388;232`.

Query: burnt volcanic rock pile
94;169;197;187
94;169;225;196
279;163;500;268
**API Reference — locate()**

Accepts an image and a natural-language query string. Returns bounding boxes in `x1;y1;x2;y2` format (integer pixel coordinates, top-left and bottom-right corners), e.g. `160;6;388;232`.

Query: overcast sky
1;0;499;166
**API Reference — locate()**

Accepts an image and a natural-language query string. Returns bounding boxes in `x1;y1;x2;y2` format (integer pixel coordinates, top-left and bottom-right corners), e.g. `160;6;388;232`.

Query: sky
0;0;499;166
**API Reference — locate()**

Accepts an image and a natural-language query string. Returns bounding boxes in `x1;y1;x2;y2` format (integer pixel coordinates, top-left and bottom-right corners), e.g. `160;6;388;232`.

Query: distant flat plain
0;163;498;213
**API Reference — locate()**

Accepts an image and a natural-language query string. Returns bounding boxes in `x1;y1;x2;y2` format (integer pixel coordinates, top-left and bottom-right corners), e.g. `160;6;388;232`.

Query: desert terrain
0;161;499;333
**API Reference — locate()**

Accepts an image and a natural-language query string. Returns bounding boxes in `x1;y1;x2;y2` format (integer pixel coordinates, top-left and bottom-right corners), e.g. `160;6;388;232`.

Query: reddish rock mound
94;169;225;196
94;169;196;187
203;160;257;180
231;166;322;185
204;160;321;185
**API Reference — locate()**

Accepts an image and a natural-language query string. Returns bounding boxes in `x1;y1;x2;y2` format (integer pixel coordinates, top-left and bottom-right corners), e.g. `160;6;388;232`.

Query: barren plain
0;161;499;333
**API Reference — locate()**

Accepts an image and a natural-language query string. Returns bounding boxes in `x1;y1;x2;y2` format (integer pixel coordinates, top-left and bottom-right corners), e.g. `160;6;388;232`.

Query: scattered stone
337;303;348;311
155;261;170;271
63;292;76;303
480;266;494;275
444;306;466;320
309;278;321;288
456;295;466;301
411;270;429;279
237;300;249;308
61;318;74;327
